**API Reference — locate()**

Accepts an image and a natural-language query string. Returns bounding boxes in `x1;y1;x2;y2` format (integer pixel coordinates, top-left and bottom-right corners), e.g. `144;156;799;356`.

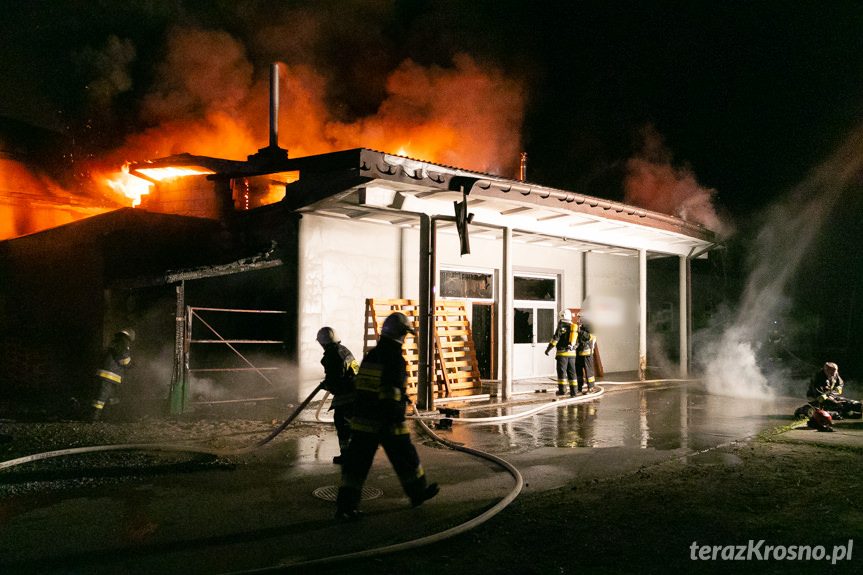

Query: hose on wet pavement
0;384;326;470
258;405;526;572
0;383;602;572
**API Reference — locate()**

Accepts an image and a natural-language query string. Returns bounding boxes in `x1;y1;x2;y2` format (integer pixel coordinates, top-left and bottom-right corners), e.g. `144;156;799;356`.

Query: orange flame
102;164;153;207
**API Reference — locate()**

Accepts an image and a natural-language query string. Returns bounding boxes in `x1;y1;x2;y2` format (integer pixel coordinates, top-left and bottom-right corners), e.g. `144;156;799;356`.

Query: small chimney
248;62;288;165
519;152;528;181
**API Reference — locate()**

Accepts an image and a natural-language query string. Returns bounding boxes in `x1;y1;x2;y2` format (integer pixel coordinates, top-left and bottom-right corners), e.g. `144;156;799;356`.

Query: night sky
2;1;861;375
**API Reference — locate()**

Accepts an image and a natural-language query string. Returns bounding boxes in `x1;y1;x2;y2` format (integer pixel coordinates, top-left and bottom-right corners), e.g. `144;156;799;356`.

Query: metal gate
173;306;288;412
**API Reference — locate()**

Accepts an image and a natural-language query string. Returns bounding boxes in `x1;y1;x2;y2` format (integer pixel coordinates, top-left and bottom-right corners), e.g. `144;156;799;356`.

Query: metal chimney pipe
519;152;528;181
269;63;279;148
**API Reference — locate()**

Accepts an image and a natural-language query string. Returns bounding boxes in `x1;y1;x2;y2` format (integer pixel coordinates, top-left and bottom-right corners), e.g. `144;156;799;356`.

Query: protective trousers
576;354;595;393
337;428;430;512
556;355;578;396
332;404;353;455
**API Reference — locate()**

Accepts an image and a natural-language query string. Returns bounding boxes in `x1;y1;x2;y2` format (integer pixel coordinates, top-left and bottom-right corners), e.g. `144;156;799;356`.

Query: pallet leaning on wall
432;300;484;397
363;298;483;398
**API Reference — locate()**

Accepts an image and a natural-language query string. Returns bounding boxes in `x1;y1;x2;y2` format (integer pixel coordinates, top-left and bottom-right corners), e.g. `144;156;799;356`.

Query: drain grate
312;485;383;502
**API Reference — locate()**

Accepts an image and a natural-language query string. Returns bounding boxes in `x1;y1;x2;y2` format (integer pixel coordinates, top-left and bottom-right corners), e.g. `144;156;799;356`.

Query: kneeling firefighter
545;309;578;396
336;312;439;519
87;329;135;422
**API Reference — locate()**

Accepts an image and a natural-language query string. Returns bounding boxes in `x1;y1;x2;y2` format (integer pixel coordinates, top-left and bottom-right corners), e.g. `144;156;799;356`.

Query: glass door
512;274;558;379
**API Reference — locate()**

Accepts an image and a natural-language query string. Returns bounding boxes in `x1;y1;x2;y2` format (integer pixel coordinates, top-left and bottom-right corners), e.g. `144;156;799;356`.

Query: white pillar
502;227;513;400
679;255;689;377
639;249;647;380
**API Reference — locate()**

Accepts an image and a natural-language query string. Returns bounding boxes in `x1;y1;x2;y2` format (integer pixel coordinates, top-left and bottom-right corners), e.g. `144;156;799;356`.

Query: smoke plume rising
695;127;863;397
624;125;731;236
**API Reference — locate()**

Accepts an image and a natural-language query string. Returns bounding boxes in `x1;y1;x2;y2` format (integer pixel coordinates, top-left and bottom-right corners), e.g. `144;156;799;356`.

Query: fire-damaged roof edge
129;147;719;248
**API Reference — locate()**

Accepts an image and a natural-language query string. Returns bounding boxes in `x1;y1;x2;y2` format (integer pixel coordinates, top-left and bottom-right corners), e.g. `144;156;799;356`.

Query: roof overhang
128;148;720;259
289;149;718;258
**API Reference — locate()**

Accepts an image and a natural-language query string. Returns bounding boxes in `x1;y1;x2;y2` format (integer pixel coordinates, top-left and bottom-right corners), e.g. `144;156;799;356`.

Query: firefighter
87;329;135;422
335;312;439;520
316;326;359;464
545;309;579;396
575;319;597;394
807;362;862;418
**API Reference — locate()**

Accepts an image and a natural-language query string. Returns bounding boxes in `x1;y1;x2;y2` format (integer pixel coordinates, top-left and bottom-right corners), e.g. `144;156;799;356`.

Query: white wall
298;215;402;395
297;215;642;396
584;252;640;372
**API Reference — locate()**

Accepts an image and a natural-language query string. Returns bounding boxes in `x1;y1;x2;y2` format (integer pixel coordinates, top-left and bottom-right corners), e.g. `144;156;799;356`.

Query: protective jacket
320;343;358;409
546;321;578;356
89;332;132;419
350;337;411;433
807;369;844;403
577;328;597;356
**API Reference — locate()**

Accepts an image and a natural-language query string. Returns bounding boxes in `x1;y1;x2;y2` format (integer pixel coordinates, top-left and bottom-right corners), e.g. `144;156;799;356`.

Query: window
514;308;534;344
514;276;556;301
440;270;494;300
537;308;556;343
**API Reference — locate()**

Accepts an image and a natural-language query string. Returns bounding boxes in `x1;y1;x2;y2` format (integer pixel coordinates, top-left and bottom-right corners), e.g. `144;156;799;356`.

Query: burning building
0;66;719;417
0;147;717;416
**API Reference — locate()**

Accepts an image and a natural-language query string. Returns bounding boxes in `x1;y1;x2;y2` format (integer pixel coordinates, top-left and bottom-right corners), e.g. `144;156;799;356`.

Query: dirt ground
2;412;861;574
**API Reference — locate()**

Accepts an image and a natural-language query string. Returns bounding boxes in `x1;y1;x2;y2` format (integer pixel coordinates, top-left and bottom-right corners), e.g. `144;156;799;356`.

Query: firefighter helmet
381;312;416;343
810;409;834;431
558;309;572;323
118;328;136;342
316;327;340;347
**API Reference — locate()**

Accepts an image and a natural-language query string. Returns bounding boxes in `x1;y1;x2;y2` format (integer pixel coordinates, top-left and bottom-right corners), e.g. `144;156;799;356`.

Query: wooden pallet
432;300;484;397
363;298;483;398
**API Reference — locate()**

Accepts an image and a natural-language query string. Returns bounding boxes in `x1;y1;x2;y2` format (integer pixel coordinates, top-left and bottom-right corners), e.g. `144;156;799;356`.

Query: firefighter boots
409;482;440;507
556;384;566;396
335;486;362;520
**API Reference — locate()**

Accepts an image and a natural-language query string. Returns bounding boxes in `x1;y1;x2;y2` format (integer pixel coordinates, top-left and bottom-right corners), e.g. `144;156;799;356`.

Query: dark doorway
472;303;495;379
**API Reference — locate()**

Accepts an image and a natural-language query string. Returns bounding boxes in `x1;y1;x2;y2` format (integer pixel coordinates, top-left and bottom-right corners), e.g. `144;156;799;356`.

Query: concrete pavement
1;378;860;574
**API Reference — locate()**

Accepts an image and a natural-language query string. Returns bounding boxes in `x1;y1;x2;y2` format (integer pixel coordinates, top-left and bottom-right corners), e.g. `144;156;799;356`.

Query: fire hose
0;383;326;470
259;389;607;570
1;383;599;571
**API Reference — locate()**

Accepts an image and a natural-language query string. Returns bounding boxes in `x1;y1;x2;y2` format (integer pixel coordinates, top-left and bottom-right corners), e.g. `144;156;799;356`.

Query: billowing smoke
695;127;863;397
624;125;731;236
77;35;137;110
101;27;525;176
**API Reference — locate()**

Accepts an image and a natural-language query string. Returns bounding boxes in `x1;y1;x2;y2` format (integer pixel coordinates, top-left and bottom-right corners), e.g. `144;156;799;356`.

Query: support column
417;215;433;410
169;281;188;415
679;255;690;377
638;249;647;381
501;227;513;400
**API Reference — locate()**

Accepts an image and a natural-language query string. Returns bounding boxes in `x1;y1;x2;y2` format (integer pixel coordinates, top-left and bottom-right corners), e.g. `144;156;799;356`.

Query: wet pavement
0;378;840;574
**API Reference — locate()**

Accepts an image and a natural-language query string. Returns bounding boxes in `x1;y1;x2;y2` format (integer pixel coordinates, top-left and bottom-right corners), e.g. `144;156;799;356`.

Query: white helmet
316;327;340;347
381;312;416;343
558;309;572;323
117;328;136;342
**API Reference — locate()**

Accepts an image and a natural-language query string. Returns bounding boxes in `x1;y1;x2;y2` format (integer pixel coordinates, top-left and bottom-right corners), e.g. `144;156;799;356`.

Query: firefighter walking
316;326;359;464
87;329;134;422
335;312;439;520
545;309;579;396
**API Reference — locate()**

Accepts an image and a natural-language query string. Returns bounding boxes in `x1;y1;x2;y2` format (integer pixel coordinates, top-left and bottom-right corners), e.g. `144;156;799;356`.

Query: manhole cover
312;485;383;501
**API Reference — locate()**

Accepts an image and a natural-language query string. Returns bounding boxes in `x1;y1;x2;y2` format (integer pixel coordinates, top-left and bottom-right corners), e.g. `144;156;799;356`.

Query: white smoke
697;127;863;398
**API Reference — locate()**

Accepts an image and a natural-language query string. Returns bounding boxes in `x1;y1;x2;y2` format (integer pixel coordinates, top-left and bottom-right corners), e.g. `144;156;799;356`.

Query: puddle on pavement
433;383;802;454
